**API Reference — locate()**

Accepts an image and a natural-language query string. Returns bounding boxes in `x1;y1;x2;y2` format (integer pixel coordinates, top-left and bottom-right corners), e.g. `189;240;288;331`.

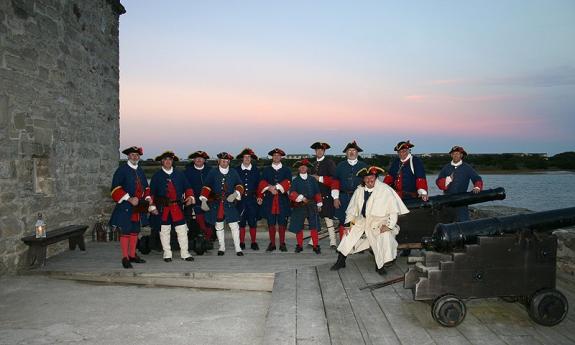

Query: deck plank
296;267;330;345
263;270;297;345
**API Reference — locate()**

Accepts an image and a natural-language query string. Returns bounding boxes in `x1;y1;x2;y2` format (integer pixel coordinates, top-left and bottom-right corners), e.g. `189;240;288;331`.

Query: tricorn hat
356;166;386;178
122;146;143;155
310;142;331;150
155;150;179;162
217;152;234;160
188;150;210;160
394;140;414;151
342;140;363;153
236;148;258;160
292;158;313;169
268;148;286;157
449;145;468;157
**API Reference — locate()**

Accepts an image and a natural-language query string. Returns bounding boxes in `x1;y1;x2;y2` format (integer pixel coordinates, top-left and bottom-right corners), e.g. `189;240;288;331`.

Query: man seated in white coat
330;166;409;275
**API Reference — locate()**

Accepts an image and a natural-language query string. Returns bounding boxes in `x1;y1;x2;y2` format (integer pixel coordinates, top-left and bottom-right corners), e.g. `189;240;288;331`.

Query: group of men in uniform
110;140;483;273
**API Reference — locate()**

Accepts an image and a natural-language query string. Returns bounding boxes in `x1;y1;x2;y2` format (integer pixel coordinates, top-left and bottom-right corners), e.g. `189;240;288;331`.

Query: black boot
251;242;259;250
330;252;346;270
129;255;146;263
279;243;287;252
266;243;276;252
122;257;133;269
240;242;246;250
294;245;303;253
313;245;321;255
376;265;387;275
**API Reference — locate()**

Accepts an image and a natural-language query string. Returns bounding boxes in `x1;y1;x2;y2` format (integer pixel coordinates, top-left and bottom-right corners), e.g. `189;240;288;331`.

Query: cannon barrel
422;206;575;252
403;187;506;210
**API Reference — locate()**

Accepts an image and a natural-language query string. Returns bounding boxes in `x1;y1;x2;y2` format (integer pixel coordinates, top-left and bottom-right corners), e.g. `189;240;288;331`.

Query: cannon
403;206;575;327
396;187;506;247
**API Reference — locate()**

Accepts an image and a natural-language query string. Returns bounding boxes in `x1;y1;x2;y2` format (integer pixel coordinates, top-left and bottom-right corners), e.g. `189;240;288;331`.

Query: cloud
428;66;575;88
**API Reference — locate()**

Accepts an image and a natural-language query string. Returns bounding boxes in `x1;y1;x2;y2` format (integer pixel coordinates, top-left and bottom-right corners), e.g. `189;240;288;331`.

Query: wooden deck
27;234;575;345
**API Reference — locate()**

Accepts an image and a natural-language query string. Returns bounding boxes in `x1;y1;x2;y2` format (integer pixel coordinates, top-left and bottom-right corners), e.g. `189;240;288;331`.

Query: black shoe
122;257;133;269
399;249;411;257
129;255;146;263
330;245;337;250
294;245;303;253
266;243;276;252
313;245;321;255
330;252;347;271
251;242;259;250
236;252;244;256
376;266;387;275
383;259;396;268
164;258;172;263
184;256;194;261
217;251;225;256
240;242;246;250
279;243;287;252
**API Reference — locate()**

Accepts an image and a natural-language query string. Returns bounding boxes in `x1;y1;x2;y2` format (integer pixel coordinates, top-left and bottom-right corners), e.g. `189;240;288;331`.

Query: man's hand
472;187;480;194
226;193;237;202
128;197;139;206
257;197;263;205
380;225;391;233
317;205;322;213
334;199;341;209
184;197;194;206
268;185;277;195
420;194;429;202
312;174;320;181
201;199;210;212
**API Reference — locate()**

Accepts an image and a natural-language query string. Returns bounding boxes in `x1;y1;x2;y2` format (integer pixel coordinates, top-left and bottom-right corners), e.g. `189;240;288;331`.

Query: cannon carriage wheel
431;294;466;327
528;288;568;326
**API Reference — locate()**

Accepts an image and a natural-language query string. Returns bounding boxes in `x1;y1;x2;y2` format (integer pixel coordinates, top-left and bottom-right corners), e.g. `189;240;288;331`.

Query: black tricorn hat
356;166;386;178
217;152;234;160
268;148;286;157
342;140;363;153
155;150;179;162
310;142;331;150
292;158;313;169
394;140;414;151
122;146;143;155
188;150;210;160
236;148;258;160
449;145;468;157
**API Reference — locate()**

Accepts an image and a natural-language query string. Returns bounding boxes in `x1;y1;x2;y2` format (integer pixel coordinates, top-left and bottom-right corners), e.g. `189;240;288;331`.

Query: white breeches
215;221;241;253
160;224;191;259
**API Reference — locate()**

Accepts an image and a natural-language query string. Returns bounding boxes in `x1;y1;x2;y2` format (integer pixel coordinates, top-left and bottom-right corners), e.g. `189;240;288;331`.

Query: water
426;171;575;212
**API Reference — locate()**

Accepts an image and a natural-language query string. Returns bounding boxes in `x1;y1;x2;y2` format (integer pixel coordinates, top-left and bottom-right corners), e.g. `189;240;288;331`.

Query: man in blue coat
184;150;213;241
334;141;368;241
289;159;323;254
235;148;261;250
436;146;483;221
384;140;429;201
150;151;195;262
200;152;245;256
109;146;151;269
257;148;292;252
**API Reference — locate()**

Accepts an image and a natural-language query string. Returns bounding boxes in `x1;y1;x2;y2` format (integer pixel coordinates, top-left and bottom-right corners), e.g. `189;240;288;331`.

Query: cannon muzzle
422;206;575;252
403;187;506;210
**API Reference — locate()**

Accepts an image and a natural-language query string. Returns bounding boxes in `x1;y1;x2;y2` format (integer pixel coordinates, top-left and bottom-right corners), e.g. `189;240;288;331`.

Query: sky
119;0;575;159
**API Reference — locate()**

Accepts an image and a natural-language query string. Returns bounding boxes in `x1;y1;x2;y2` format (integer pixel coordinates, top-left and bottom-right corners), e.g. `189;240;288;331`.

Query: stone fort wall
0;0;125;274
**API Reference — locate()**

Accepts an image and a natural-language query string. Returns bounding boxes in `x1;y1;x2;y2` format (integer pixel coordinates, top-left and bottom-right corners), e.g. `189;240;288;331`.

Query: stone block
0;94;8;128
0;160;15;179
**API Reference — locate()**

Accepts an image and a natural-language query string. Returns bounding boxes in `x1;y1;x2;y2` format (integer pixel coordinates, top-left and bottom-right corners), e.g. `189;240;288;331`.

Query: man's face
363;175;376;189
242;155;252;166
451;151;463;163
162;157;173;169
315;148;325;159
298;165;308;175
219;159;230;169
398;148;409;161
128;153;140;164
272;153;282;164
193;157;205;167
346;148;358;160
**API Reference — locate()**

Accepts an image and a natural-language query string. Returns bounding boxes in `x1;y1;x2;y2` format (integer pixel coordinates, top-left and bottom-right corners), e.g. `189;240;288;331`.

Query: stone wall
0;0;125;274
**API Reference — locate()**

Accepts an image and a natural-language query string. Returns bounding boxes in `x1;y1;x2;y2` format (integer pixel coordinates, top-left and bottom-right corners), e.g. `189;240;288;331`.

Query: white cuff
317;202;323;207
332;190;340;199
318;176;324;183
445;176;452;186
148;205;157;212
295;194;304;202
189;196;195;204
119;193;130;204
262;185;270;193
236;190;242;200
275;184;285;193
417;189;427;196
199;196;208;202
145;196;152;201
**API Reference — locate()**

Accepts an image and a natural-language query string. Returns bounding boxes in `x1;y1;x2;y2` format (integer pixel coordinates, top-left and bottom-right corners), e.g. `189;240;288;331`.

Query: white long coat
337;180;409;268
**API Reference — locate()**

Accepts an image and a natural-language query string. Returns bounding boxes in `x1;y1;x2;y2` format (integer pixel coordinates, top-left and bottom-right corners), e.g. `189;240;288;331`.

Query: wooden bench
21;225;89;267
